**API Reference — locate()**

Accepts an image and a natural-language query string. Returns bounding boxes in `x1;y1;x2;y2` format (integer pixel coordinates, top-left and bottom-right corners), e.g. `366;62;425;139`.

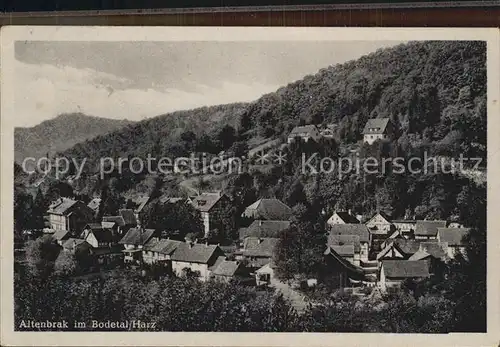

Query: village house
323;246;366;289
238;220;291;241
366;211;393;234
52;229;70;246
142;237;183;268
255;261;278;286
327;234;361;266
242;198;293;221
102;209;138;236
328;224;371;261
437;227;470;258
211;258;246;283
81;224;116;248
362;118;393;145
326;210;360;226
61;238;92;255
118;228;155;264
47;198;94;235
191;192;231;237
170;241;225;281
238;237;279;269
414;220;447;240
287;124;322;144
366;212;395;253
379;260;431;292
376;239;424;261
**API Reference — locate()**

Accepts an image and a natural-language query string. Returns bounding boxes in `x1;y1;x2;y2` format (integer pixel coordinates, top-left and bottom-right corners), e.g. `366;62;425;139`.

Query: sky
13;40;402;128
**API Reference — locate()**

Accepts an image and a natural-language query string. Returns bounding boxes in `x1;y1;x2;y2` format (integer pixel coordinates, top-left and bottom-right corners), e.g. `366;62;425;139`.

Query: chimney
348;209;352;216
258;238;263;244
259;220;263;227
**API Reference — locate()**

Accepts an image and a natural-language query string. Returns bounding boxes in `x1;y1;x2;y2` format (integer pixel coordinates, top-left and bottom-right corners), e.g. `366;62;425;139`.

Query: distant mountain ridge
15;113;133;164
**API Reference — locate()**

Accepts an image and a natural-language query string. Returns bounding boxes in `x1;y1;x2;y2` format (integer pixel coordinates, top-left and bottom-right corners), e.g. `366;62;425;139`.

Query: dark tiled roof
329;224;370;243
171;242;223;264
415;220;447;236
48;198;78;215
382;260;431;278
212;259;241;277
332;211;360;224
52;229;69;241
144;238;182;255
89;228;115;243
327;234;361;253
362;118;390;135
323;247;365;279
118;228;155;246
393;239;423;255
437;227;470;246
242;237;278;257
239;220;291;240
119;209;137;226
242;199;292;220
191;193;226;212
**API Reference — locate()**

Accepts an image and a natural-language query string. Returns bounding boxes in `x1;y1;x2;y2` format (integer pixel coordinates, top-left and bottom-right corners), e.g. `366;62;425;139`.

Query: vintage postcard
1;26;499;346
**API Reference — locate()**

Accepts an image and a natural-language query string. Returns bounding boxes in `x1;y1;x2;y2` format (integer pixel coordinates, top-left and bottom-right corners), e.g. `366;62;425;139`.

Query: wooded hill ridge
58;40;486;166
14;113;133;164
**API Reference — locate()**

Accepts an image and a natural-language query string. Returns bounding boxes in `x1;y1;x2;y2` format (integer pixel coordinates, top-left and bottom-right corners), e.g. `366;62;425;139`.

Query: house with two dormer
362;118;393;145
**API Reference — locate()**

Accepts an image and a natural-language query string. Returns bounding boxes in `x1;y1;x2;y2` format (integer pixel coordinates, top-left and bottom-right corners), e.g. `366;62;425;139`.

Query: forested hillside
14;113;133;164
60;40;486;165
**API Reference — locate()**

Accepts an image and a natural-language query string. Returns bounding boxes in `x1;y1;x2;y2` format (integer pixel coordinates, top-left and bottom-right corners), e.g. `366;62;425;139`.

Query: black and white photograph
1;26;499;346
